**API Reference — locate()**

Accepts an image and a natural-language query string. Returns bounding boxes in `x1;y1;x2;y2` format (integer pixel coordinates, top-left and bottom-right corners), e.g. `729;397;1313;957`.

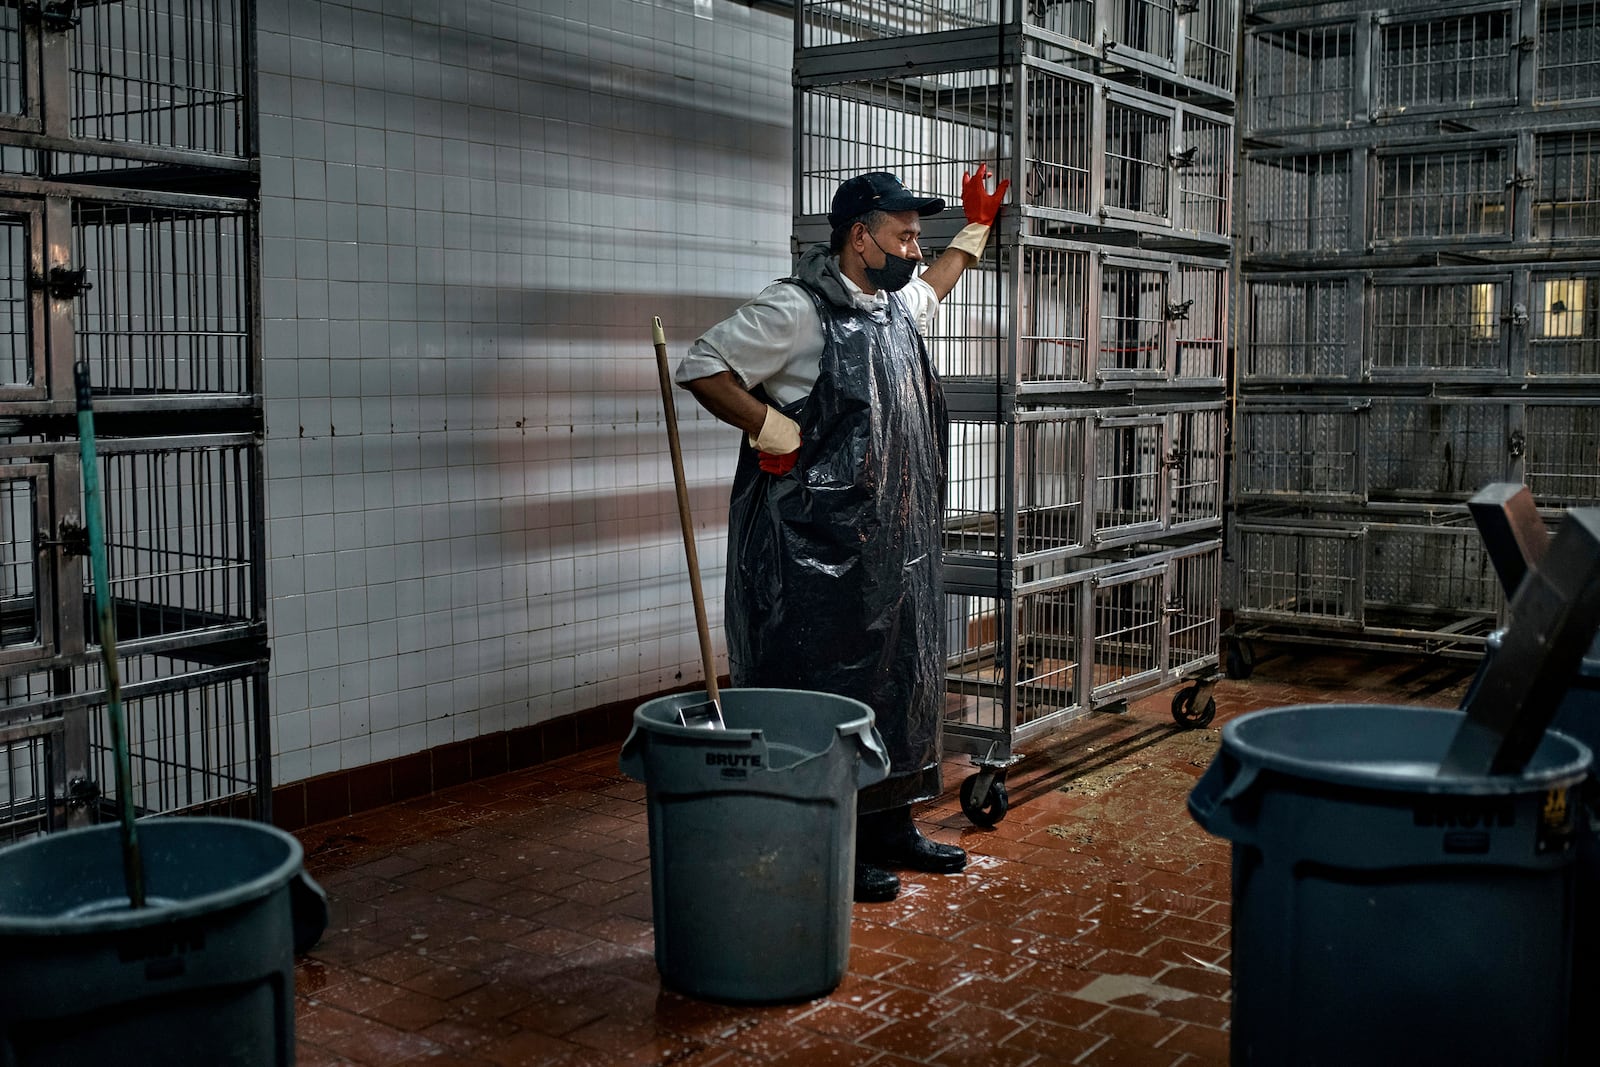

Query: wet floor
291;646;1475;1066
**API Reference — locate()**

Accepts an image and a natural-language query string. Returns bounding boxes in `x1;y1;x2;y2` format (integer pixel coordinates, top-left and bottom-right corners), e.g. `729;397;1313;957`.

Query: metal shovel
650;318;723;730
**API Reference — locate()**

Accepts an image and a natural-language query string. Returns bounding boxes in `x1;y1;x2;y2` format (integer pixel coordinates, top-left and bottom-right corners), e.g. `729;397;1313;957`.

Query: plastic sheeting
724;260;947;812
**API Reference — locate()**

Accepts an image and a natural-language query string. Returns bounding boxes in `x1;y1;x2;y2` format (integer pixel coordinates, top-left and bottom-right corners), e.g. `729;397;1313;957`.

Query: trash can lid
1221;704;1592;795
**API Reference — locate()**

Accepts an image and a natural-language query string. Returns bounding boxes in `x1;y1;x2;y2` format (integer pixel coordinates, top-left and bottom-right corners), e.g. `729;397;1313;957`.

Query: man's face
859;211;923;264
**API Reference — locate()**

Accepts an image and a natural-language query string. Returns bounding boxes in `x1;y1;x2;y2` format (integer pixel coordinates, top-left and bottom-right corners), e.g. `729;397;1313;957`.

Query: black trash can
1189;703;1591;1067
620;687;889;1004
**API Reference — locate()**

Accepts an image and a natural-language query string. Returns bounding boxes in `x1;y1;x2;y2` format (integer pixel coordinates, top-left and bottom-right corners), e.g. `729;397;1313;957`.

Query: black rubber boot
854;862;900;903
858;805;967;874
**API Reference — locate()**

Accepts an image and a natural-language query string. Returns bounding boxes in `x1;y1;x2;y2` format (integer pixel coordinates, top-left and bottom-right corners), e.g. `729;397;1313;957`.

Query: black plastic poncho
724;249;947;813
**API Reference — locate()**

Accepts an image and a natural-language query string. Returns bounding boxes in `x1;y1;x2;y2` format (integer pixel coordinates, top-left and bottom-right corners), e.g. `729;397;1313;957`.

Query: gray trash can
1189;703;1591;1067
0;816;328;1067
620;688;889;1004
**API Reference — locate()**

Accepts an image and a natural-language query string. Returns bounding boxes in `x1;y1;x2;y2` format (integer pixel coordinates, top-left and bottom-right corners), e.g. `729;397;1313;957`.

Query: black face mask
863;230;917;293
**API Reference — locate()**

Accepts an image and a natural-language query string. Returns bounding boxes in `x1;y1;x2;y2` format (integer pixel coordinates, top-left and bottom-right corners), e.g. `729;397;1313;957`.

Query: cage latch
1165;298;1193;321
1165;447;1189;470
1164;592;1185;615
66;775;99;811
1175;0;1200;12
39;517;89;558
20;1;79;32
1517;35;1537;53
1505;173;1534;189
30;266;93;300
1169;146;1198;169
1508;429;1526;458
1501;302;1529;328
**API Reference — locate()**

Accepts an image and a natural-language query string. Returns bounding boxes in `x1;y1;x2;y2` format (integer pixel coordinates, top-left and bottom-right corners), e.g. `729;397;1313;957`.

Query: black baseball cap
827;172;946;228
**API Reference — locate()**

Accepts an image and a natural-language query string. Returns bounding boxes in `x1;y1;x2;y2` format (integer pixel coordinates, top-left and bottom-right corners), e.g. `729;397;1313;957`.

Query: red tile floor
291;647;1476;1066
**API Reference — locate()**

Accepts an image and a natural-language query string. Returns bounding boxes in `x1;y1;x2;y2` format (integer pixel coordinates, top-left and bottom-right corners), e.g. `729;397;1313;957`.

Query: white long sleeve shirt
675;269;940;407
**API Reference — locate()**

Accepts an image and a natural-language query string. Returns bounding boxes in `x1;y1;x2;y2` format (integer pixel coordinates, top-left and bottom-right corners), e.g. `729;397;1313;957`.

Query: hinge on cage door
1169;146;1198;169
38;517;88;558
29;267;92;300
1508;429;1526;458
1501;302;1529;328
20;1;79;32
1165;298;1193;321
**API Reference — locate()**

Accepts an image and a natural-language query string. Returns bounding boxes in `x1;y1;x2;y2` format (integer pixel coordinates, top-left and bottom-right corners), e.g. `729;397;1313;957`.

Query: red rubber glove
758;448;799;476
962;162;1010;226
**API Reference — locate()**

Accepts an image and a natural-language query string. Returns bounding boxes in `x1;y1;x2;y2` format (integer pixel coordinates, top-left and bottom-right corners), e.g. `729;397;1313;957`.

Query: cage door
0;462;56;670
0;201;45;401
0;6;40;135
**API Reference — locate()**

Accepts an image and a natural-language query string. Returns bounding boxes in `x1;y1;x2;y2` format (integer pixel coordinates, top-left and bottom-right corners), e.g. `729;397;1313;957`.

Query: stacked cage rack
1231;0;1600;667
795;0;1236;823
0;1;263;843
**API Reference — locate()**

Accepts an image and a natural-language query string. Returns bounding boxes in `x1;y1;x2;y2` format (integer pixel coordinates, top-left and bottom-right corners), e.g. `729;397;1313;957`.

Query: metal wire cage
87;433;260;649
1246;20;1355;133
1246;151;1353;256
1373;6;1518;116
1369;274;1511;378
1530;268;1600;375
1533;129;1600;242
1236;402;1363;502
1537;1;1600;105
0;712;57;840
75;198;254;402
1242;274;1358;381
1372;142;1513;245
945;409;1088;568
1524;401;1600;507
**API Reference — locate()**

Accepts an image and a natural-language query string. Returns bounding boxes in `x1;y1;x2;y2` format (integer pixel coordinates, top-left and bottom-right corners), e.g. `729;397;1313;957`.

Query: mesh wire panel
1371;280;1507;374
1238;525;1359;622
930;257;1003;381
90;660;260;817
1;471;39;651
1090;568;1162;696
0;5;21;123
1104;101;1170;219
1534;131;1600;241
1367;400;1513;499
1168;406;1222;525
1530;271;1600;375
1538;2;1600;104
1247;22;1355;131
1098;263;1166;375
1092;417;1162;537
1176;112;1230;237
70;0;247;159
1373;145;1512;242
1168;543;1220;672
90;439;256;645
1525;403;1600;505
0;727;53;842
75;201;251;398
1107;0;1175;60
945;412;1089;563
944;581;1085;736
1019;243;1091;384
799;0;1008;48
1364;523;1499;617
1237;407;1360;498
1173;265;1224;379
1246;153;1352;255
1243;276;1354;380
0;210;28;389
1184;0;1235;92
1023;66;1094;218
798;72;1009;219
1375;8;1516;113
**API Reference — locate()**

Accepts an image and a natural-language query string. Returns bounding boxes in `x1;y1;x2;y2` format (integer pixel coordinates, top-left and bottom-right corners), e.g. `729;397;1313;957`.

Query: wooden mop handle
652;318;720;703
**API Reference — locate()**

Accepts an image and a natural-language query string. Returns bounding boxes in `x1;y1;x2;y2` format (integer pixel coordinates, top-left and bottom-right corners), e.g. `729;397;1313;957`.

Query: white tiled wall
258;0;792;784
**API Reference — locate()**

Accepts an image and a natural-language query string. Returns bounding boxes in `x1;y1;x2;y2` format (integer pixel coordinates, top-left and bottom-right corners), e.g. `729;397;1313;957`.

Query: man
676;166;1008;902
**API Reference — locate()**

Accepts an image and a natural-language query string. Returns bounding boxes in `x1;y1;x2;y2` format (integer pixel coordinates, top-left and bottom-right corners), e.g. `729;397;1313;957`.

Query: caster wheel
1171;686;1216;728
1225;639;1256;680
960;774;1009;827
